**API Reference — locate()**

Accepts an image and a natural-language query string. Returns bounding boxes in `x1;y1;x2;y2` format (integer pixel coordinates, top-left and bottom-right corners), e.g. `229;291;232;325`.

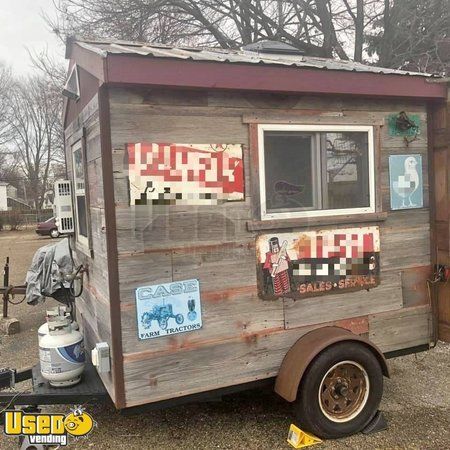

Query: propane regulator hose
69;264;84;298
66;236;84;298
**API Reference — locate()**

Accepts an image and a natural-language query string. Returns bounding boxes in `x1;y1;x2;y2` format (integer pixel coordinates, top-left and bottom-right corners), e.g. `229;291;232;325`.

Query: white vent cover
54;180;74;233
62;64;80;101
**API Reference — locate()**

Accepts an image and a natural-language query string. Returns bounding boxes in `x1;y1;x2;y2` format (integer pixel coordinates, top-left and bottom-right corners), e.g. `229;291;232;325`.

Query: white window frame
72;140;89;248
258;124;376;221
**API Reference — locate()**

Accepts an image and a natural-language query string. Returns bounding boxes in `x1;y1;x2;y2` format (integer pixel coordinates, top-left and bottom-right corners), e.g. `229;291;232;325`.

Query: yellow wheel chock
287;424;322;448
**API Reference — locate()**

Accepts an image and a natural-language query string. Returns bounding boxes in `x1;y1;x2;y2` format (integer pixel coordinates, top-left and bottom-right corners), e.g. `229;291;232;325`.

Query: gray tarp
25;239;74;305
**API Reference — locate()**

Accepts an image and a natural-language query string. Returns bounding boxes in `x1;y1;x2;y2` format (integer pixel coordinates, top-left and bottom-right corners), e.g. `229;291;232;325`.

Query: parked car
35;217;60;238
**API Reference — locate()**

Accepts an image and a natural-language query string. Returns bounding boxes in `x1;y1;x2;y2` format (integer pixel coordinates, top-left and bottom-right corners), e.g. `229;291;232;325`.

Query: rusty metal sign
256;226;380;300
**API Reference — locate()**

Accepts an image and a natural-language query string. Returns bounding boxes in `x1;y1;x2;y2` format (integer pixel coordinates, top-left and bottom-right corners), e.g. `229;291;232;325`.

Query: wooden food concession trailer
61;38;449;438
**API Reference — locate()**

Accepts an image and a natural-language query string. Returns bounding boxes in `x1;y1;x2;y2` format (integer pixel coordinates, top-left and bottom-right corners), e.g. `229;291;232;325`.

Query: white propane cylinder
38;317;79;344
39;317;85;387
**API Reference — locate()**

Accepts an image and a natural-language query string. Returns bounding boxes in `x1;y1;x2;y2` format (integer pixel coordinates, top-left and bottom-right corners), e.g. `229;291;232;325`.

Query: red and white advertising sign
128;143;244;205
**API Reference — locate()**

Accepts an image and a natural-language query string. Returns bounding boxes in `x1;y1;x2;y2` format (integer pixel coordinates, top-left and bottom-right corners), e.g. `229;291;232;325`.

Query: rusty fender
274;326;389;402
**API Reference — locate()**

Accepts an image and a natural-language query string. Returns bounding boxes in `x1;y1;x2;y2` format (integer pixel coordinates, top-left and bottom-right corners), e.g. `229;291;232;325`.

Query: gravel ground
1;230;450;450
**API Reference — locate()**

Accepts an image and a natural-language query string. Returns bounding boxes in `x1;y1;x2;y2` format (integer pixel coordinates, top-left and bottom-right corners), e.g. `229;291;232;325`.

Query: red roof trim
106;54;446;100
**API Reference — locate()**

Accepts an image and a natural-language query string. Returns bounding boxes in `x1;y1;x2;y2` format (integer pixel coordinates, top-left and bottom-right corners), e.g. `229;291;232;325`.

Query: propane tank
38;307;79;344
39;316;85;387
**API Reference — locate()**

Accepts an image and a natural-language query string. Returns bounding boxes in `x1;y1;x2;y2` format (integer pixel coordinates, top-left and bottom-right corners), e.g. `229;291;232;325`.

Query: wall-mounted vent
242;40;305;56
54;180;74;234
62;64;80;101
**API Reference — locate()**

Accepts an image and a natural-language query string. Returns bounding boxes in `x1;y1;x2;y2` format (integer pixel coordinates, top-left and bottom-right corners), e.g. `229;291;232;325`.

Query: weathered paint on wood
76;297;115;403
284;270;403;329
430;98;450;342
119;251;172;301
120;286;284;354
122;304;428;407
368;305;431;352
401;265;431;307
122;326;300;406
438;283;450;342
64;96;117;401
102;87;433;407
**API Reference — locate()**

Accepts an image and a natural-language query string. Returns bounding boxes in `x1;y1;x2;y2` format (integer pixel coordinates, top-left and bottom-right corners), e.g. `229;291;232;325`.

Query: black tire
50;228;60;238
294;341;383;439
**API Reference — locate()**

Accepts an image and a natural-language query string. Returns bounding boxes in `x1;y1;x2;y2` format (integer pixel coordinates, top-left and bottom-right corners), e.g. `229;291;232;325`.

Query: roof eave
66;42;107;83
105;54;447;100
65;41;447;101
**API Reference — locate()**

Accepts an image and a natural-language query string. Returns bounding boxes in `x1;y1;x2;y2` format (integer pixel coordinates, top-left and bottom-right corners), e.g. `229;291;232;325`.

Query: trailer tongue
0;360;108;408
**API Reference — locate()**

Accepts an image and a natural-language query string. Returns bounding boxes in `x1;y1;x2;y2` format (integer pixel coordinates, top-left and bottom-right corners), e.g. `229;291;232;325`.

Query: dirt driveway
1;230;450;450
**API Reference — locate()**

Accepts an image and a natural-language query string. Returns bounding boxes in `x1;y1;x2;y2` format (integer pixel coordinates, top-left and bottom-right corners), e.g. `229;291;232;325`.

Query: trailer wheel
294;341;383;439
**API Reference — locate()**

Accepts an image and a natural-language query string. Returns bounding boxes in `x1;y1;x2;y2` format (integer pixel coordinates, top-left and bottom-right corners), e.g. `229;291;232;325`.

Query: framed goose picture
389;154;423;210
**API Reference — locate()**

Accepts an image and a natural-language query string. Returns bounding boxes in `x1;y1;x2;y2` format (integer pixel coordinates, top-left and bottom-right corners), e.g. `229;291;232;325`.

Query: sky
0;0;66;74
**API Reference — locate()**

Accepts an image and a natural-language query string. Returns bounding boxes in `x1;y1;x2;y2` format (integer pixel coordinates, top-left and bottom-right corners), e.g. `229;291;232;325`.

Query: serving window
258;125;375;220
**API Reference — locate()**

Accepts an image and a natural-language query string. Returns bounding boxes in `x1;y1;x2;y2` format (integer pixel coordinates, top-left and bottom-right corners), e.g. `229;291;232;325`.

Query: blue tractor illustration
141;302;184;330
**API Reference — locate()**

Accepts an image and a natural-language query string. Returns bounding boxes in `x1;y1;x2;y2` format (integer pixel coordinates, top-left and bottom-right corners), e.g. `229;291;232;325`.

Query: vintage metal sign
256;227;380;300
128;143;244;206
389;154;423;210
135;279;202;340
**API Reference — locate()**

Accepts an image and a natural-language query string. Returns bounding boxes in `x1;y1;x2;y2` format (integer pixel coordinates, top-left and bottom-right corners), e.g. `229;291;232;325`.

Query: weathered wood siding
109;87;432;407
431;91;450;342
64;94;115;403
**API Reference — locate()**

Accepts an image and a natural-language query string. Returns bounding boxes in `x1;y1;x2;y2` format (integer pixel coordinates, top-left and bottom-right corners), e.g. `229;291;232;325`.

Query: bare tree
48;0;377;59
0;63;13;147
6;75;64;210
367;0;450;74
47;0;450;72
28;47;67;89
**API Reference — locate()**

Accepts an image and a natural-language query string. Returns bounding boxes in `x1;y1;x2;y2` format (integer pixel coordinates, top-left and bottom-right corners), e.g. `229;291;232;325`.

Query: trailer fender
274;326;389;402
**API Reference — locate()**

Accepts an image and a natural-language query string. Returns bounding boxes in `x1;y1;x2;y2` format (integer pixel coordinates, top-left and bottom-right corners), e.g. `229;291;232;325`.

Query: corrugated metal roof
74;39;435;78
